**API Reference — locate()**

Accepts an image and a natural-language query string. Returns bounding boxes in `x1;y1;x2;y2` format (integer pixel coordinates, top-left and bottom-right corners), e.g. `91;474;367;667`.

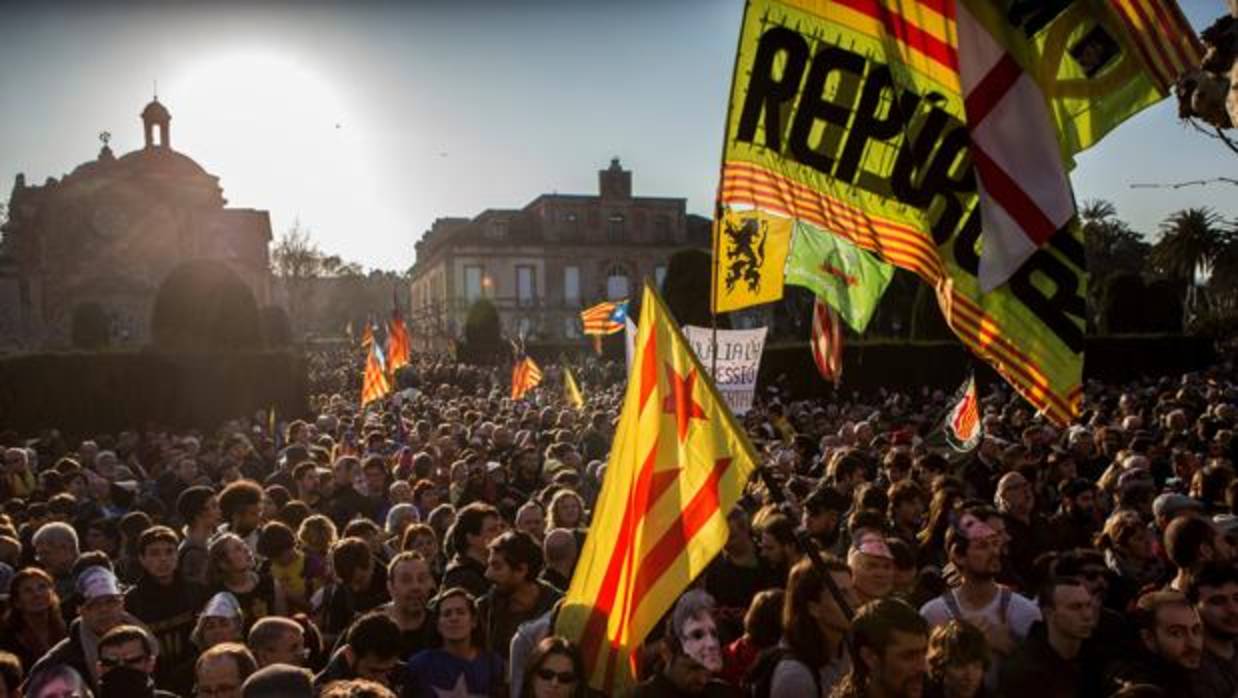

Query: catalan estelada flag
386;296;411;373
511;356;543;401
360;343;391;407
945;374;982;452
580;300;629;336
556;281;759;693
564;365;585;409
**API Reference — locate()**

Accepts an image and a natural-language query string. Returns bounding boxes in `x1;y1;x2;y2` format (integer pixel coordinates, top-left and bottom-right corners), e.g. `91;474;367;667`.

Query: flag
564;365;585;409
624;315;637;372
945;374;982;452
556;281;759;693
360;322;374;353
386;295;411;373
361;343;391;407
786;221;894;333
581;300;629;336
268;406;280;452
811;297;842;386
511;357;543;401
711;207;793;313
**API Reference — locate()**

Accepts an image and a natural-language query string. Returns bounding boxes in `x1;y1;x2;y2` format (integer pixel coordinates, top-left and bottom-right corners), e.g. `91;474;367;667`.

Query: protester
405;588;503;698
516;636;586;698
924;621;988;698
194;642;258;698
0;567;68;672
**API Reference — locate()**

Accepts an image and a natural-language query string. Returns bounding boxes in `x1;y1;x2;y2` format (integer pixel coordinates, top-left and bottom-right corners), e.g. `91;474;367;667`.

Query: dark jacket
27;618;97;694
1104;646;1198;697
125;574;206;695
328;485;375;529
997;622;1085;698
442;554;490;599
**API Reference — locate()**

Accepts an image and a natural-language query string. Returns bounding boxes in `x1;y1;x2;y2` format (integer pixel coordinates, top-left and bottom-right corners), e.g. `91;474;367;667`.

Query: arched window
605;264;630;301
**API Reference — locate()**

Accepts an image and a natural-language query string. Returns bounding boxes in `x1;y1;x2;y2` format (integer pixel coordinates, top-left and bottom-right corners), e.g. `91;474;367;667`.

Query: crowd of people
0;346;1237;698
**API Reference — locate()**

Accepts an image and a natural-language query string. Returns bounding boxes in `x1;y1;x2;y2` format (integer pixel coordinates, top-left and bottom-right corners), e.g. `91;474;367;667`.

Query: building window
564;266;580;307
485;220;508;241
655;265;667;290
606;265;630;301
565;316;581;339
607;213;625;243
465;265;484;302
654;215;671;242
517;265;535;307
562;211;579;240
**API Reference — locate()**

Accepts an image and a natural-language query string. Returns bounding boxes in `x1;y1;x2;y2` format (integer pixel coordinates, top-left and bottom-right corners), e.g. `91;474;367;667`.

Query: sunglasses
535;668;578;685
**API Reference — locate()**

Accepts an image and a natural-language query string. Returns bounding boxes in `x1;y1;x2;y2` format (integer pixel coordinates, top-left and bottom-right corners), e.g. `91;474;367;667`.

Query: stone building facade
408;159;709;350
0;98;273;350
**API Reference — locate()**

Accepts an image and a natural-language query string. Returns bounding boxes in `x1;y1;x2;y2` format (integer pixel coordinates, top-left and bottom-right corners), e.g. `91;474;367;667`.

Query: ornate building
0;98;273;349
408;159;709;349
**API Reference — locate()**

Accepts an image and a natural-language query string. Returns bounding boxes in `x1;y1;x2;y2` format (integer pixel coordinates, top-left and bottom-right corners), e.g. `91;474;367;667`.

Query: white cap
202;591;242;619
76;566;121;601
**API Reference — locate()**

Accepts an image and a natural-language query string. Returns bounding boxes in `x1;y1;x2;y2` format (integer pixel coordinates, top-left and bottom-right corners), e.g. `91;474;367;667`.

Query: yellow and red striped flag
580;300;629;336
360;322;374;353
556;281;759;693
510;356;543;401
386;304;411;373
360;343;391;407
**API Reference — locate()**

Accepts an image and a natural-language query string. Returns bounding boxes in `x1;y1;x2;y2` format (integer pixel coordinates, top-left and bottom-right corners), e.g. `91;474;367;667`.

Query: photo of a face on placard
679;611;722;672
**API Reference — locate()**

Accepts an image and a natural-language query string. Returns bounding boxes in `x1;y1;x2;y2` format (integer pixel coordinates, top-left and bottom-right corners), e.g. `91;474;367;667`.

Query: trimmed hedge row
0;352;309;437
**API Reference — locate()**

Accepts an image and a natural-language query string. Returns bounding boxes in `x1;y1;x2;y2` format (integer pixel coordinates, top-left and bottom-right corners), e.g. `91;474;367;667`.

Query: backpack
743;646;821;698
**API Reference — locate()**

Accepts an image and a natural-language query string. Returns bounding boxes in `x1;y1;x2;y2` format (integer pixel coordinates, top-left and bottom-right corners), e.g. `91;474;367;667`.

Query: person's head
888;480;926;530
209;532;254;583
1165;515;1231;575
1038;577;1097;643
743;588;785;649
486;530;543;595
758;514;799;568
1096;509;1154;561
450;502;501;558
1059;479;1097;516
518;636;584;698
137;525;179;583
0;651;20;698
343;612;402;683
297;514;337;555
219;481;264;536
241;663;313;698
827;451;866;494
319;679;396;698
926;621;988;698
178;486;222;531
1134;591;1204;670
361;456;388;497
432;587;480;647
802;486;849;540
1187;562;1238;642
995;472;1033;518
195;642;258;698
97;624;157;680
387;551;436;615
666;590;722;676
548;490;585;529
400;523;438;562
846;599;929;698
193;592;245;649
516;501;547;542
9;566;59;616
77;566;126;636
256;521;298;564
33;522;79;575
331;537;375;592
248;617;306;668
26;665;90;698
784;557;856;667
848;533;895;602
946;515;1002;583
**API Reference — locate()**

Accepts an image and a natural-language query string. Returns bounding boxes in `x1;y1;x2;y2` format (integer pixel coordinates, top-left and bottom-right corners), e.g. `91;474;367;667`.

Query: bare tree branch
1130;177;1238;189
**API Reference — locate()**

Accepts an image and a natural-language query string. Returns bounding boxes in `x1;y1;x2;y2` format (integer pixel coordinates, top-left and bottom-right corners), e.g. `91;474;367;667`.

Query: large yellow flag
563;365;585;409
556;282;759;693
711;207;793;313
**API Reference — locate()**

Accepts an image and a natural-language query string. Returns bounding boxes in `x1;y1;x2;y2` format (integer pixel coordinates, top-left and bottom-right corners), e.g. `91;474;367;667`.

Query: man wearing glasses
95;624;177;698
28;566;137;695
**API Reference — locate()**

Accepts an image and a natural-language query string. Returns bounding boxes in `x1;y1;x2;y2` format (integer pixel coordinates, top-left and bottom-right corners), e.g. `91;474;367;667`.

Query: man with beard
124;526;206;695
920;515;1040;676
834;599;929;698
997;577;1098;698
1106;590;1203;695
757;514;802;590
292;461;323;509
1166;515;1233;593
632;590;740;698
1046;480;1100;553
1188;563;1238;698
478;531;560;667
218;480;263;554
381;552;438;658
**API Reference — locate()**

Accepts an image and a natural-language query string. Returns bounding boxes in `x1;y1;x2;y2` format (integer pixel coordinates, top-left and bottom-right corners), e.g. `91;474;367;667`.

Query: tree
1080;199;1150;328
151;260;262;352
461;299;502;365
1150;207;1228;320
271;220;364;334
661;248;730;329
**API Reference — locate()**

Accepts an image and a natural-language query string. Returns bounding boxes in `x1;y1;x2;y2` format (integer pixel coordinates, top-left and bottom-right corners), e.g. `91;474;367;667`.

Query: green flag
785;222;894;333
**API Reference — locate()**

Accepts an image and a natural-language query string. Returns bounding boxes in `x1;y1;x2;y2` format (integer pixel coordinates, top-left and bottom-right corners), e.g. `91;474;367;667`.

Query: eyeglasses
100;653;148;669
535;668;578;685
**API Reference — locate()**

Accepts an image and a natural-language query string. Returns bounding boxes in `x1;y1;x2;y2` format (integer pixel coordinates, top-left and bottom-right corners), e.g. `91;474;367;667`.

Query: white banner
682;325;767;415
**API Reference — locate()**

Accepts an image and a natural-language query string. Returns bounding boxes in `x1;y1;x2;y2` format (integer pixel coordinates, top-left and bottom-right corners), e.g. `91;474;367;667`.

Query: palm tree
1151;207;1227;319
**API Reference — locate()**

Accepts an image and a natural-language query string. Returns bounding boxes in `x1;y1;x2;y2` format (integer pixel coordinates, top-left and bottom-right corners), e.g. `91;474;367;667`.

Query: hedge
0;351;309;437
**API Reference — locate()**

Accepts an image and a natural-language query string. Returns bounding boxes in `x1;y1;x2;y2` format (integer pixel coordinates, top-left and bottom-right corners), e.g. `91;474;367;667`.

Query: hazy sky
1;0;1234;271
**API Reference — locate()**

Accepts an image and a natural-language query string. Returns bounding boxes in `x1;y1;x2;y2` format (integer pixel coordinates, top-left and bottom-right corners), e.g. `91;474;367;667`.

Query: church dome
116;147;211;179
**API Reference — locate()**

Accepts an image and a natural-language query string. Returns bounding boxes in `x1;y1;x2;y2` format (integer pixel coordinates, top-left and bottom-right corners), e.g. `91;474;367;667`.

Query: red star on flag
662;363;707;442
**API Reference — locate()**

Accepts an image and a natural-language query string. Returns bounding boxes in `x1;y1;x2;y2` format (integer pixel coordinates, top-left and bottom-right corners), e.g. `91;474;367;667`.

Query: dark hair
783;556;850;668
265;485;291;510
1132;590;1192;633
926;620;989;681
257;521;298;559
450;502;499;553
761;514;798;547
517;636;586;698
331;537;373;583
1164;516;1218;571
804;485;850;515
177;486;215;525
345;611;401;661
431;587;483;648
1187;562;1238;604
292;461;319;483
137;525;179;556
0;650;20;694
343;518;381;540
277;500;311;530
847;599;928;683
401;523;436;553
219;480;263;521
99;624;156;656
1036;576;1088;611
744;589;784;649
488;530;543;581
888;480;925;512
853;483;888;514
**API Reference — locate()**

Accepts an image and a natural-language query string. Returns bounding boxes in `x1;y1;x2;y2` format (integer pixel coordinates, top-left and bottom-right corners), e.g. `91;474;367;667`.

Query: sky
0;0;1234;272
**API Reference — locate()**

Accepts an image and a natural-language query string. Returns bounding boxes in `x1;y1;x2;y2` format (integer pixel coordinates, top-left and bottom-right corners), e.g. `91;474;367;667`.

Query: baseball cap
76;565;121;601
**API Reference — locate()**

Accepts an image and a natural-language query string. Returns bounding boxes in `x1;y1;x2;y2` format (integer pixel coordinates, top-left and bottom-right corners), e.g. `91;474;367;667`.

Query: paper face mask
680;612;722;672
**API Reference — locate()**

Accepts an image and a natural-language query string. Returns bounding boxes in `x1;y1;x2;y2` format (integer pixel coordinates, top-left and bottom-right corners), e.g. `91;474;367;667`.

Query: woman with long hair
547;490;585;530
1096;509;1165;589
925;620;990;698
297;515;338;577
770;557;857;697
208;533;286;628
0;568;67;671
405;588;503;698
518;636;586;698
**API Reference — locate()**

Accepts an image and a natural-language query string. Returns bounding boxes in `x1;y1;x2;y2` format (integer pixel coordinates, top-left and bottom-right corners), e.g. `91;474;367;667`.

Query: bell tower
141;97;171;149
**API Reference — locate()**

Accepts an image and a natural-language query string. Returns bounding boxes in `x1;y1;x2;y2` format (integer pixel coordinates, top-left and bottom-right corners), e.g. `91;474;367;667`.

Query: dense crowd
1;347;1237;698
